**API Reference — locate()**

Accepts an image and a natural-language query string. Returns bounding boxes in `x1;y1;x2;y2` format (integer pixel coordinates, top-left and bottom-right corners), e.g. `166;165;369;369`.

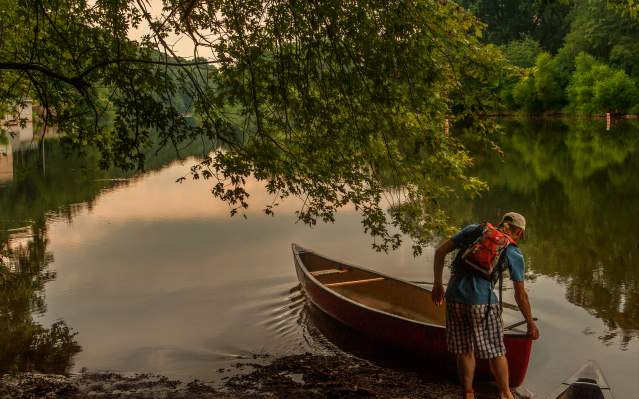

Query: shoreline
485;112;639;119
0;353;493;398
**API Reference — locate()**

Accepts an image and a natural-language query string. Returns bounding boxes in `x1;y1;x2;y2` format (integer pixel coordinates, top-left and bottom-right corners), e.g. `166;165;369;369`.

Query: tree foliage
458;0;572;52
492;0;639;115
0;0;506;253
534;52;565;110
567;52;639;114
607;0;639;20
560;0;639;79
500;37;542;68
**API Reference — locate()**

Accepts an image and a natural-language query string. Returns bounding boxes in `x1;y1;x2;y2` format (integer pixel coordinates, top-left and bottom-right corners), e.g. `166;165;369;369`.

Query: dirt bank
0;353;469;398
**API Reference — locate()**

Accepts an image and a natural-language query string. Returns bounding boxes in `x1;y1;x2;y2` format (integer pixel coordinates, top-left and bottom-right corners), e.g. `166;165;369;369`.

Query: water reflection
0;220;81;373
0;132;211;373
450;119;639;347
0;117;637;384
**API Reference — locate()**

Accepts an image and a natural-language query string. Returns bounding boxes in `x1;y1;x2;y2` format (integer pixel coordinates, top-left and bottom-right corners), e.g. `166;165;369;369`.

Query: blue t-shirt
445;224;525;305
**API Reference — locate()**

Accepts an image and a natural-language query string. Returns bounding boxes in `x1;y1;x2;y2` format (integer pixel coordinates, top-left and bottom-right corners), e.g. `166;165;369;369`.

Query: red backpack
460;223;515;280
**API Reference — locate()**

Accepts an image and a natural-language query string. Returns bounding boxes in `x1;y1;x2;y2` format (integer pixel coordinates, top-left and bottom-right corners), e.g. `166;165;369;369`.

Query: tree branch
0;62;86;92
76;58;220;79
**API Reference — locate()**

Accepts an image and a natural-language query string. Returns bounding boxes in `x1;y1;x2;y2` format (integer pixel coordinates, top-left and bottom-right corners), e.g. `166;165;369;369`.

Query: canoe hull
293;245;532;387
547;361;613;399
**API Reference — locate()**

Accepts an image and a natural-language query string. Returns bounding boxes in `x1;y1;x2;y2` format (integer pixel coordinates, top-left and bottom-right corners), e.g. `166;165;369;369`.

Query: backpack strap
498;261;504;314
496;247;513;314
485;252;507;327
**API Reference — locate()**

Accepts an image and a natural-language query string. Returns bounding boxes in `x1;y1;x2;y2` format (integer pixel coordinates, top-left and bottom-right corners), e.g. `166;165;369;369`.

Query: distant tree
534;52;566;110
501;37;542;68
507;52;565;114
609;38;639;81
608;0;639;18
592;71;639;114
497;0;639;114
512;76;542;113
560;0;639;79
566;53;639;114
458;0;572;52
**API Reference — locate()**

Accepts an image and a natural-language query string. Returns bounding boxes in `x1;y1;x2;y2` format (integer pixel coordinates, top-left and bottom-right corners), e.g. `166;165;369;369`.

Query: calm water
0;119;638;398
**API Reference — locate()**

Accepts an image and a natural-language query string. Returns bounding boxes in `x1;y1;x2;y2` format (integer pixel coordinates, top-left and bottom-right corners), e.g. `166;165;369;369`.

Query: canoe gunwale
546;361;614;399
292;243;528;338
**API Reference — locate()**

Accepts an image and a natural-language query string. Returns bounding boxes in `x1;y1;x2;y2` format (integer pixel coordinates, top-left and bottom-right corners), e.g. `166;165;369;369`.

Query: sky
127;0;214;59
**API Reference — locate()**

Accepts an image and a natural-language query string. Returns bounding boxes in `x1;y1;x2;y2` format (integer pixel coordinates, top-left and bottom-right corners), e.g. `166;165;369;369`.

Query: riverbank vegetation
463;0;639;115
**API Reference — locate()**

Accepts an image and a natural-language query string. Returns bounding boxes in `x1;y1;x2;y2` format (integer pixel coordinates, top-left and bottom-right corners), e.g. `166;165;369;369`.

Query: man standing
431;212;540;399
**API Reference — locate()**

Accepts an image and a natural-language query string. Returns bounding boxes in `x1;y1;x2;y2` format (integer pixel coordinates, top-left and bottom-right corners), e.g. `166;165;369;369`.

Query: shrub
501;37;543;68
534;52;566;110
567;52;639;114
512;76;543;113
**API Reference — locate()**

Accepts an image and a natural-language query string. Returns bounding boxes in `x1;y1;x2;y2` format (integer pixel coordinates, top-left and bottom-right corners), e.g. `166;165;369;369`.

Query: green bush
498;83;518;110
506;52;565;113
512;76;542;113
609;39;639;80
501;37;543;68
567;52;639;114
534;52;566;110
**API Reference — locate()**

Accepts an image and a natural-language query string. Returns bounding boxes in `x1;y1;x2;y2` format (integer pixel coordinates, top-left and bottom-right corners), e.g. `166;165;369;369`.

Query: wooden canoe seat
310;268;349;277
325;277;385;287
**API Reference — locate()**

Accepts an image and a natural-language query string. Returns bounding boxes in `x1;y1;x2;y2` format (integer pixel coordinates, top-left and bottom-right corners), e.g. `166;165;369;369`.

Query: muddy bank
0;353;469;398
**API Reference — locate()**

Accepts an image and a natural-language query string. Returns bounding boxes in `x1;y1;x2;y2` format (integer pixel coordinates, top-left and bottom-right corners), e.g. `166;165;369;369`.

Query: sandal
463;388;476;399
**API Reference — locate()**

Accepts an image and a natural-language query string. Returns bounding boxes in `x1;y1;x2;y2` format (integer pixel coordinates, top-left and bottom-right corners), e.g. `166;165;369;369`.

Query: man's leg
457;352;475;398
447;303;476;397
488;355;513;399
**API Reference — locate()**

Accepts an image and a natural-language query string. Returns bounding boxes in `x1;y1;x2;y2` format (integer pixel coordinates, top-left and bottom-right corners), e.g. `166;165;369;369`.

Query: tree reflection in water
0;136;212;373
450;119;639;348
0;219;81;373
0;139;119;373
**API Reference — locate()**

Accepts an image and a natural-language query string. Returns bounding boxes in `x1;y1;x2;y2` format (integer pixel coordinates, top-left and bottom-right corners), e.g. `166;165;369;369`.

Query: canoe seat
325;277;385;287
310;268;349;277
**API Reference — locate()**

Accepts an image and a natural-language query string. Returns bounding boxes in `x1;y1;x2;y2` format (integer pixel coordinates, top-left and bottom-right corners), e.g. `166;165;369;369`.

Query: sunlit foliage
0;0;507;252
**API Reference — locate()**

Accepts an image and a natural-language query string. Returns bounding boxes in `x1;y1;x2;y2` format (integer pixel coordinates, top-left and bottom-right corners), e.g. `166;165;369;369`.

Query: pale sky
127;0;214;59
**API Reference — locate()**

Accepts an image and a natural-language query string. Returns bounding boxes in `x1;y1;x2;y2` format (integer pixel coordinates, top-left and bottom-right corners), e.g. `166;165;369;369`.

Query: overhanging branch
0;62;87;92
0;58;220;93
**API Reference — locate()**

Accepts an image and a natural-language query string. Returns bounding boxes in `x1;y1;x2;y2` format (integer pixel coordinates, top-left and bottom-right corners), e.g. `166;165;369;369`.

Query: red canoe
292;244;533;387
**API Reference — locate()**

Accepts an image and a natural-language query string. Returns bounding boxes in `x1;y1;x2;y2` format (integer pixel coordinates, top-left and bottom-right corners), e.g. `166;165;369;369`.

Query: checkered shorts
446;302;506;359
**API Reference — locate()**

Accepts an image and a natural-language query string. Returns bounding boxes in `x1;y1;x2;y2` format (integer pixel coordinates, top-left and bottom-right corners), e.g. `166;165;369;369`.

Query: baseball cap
501;212;526;237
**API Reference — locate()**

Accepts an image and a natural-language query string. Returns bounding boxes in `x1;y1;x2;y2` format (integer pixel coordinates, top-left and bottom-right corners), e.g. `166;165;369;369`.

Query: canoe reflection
294;285;454;378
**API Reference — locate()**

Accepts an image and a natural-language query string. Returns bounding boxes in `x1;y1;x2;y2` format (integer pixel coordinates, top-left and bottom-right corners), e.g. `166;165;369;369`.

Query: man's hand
432;239;455;307
513;281;539;340
527;320;540;340
432;282;445;306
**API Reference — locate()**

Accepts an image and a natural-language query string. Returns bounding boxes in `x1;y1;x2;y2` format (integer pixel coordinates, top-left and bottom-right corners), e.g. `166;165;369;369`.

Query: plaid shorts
446;302;506;359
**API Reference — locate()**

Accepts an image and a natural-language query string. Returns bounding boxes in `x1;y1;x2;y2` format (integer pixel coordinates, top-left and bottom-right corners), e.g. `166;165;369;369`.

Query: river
0;119;637;398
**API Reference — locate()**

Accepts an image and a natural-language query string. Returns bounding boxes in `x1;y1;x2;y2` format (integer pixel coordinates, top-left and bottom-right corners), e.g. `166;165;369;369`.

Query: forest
462;0;639;114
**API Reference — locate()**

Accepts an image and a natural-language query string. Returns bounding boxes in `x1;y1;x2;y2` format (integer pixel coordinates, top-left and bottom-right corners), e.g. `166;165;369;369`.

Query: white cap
501;212;526;233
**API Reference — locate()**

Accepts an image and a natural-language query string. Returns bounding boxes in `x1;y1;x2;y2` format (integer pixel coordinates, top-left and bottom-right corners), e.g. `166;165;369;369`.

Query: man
431;212;539;399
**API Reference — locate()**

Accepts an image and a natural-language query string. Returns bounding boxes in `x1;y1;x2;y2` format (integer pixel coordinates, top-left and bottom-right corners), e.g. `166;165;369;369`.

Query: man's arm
431;239;456;306
513;281;540;340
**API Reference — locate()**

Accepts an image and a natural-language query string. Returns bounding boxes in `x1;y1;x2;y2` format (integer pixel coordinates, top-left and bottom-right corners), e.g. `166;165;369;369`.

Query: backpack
459;222;515;282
